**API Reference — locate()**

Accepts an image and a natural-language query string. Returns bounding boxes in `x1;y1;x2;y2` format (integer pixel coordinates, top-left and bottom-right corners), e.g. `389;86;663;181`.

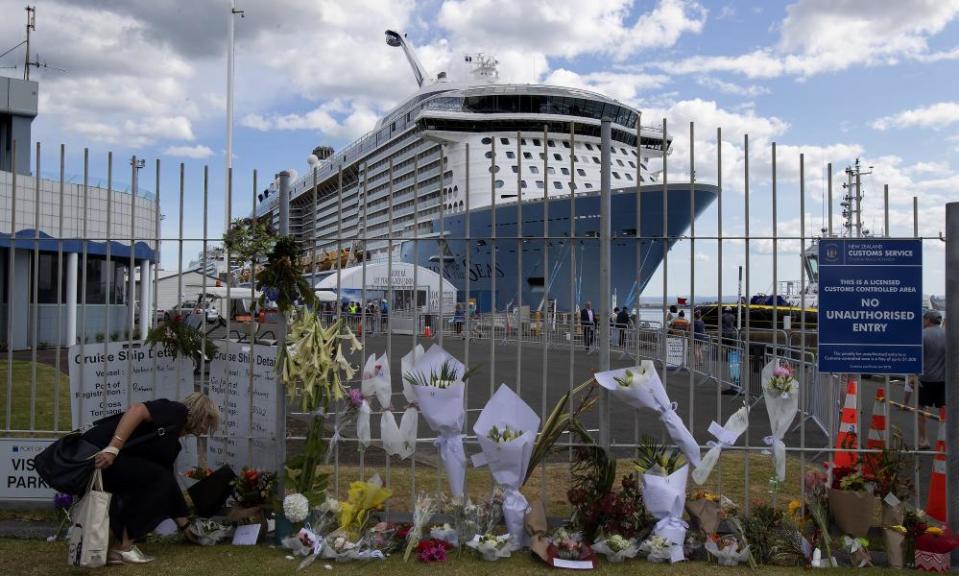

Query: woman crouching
85;392;219;564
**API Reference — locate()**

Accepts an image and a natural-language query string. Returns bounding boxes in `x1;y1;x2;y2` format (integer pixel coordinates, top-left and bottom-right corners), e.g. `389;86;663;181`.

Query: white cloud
437;0;706;61
241;100;381;140
544;69;671;103
663;0;959;78
871;102;959;130
164;144;214;159
695;76;770;97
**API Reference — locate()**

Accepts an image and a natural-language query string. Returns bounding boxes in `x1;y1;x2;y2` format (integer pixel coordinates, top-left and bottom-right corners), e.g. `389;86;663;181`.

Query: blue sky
1;0;956;296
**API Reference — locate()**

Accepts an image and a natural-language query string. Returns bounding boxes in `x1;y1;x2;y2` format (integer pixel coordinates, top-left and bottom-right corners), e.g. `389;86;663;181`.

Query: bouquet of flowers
592;534;639;563
594;363;701;467
686;490;737;535
452;495;502;550
635;439;689;564
48;493;75;542
915;527;959;573
189;518;231;546
705;534;752;566
338;475;391;540
761;360;799;481
471;384;540;549
429;523;459;547
310;495;341;536
639;534;675;563
400;344;425;405
365;522;402;555
231;467;276;509
283;493;311;524
549;528;594;561
467;533;512;561
183;466;215;481
361;352;392;409
829;465;875;538
404;493;440;561
404;345;474;496
693;405;750;485
841;535;872;568
381;407;418;460
282;526;322;559
416;537;454;563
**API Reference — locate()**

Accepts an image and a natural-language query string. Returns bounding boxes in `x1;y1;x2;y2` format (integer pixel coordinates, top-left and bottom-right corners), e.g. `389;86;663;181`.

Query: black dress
83;399;189;540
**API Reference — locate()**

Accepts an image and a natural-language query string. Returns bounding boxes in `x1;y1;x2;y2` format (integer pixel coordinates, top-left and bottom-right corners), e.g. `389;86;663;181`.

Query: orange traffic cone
423;325;432;338
833;376;859;469
357;322;363;336
925;406;947;522
863;388;887;476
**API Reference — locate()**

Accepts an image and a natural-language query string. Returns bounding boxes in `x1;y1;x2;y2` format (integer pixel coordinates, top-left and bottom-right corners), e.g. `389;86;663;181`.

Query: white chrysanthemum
283;493;310;523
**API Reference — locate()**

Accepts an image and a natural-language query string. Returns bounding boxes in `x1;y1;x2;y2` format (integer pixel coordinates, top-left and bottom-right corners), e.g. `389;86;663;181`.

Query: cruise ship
257;31;718;312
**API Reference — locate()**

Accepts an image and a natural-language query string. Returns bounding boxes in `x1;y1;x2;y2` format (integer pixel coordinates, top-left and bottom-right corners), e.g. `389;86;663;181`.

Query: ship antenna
24;6;35;80
385;30;429;87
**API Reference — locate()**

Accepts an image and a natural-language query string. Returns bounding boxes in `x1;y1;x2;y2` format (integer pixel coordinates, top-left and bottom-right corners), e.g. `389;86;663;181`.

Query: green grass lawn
0;539;905;576
0;359;72;433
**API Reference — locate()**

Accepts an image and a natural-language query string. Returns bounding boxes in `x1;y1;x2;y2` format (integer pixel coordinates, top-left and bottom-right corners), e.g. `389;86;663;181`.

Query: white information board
206;341;278;472
0;439;56;501
68;342;194;428
666;337;687;368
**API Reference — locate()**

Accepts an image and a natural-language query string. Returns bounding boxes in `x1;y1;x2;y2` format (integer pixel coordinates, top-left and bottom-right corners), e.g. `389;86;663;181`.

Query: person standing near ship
616;306;631;348
581;301;596;352
916;309;946;449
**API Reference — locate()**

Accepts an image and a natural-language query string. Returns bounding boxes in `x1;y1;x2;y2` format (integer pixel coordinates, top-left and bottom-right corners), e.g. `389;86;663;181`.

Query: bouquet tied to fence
761;360;799;481
594;363;701;468
471;383;540;549
635;438;689;564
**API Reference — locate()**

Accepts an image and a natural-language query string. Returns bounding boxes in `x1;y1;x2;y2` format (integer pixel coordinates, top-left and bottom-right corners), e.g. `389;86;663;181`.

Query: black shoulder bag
35;418;180;495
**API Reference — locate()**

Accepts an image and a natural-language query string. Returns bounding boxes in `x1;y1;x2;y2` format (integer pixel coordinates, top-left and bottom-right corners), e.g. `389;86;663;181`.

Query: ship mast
841;158;873;238
23;6;35;81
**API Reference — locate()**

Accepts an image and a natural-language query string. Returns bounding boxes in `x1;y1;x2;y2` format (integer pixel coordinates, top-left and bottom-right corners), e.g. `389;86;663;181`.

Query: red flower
416;538;453;563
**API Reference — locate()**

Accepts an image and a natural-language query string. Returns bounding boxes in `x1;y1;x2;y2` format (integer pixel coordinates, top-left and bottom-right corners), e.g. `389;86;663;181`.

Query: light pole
226;1;244;232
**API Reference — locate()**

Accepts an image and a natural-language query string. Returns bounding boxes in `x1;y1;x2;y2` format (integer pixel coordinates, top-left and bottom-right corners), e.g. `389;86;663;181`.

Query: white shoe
108;545;155;565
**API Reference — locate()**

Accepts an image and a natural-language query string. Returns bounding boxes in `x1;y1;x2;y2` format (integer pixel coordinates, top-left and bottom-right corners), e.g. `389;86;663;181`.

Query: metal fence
0;122;954;525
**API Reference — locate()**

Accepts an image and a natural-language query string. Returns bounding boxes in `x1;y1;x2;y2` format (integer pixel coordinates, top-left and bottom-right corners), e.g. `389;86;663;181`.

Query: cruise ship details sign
818;239;923;374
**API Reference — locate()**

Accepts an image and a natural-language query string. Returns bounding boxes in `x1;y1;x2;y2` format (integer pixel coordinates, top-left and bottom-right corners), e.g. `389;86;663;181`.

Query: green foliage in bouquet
145;314;217;361
223;217;275;263
743;503;805;566
633;435;686;475
523;378;599;486
871;427;915;501
285;416;330;502
401;359;479;389
256;236;317;314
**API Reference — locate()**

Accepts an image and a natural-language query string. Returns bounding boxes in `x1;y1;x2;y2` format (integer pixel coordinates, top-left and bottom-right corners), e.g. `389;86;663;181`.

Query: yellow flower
338;476;392;539
925;526;944;536
888;525;908;534
788;499;802;517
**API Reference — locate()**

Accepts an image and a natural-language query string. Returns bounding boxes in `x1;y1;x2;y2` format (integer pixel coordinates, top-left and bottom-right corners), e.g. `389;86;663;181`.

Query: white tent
196;285;262;300
313;261;457;312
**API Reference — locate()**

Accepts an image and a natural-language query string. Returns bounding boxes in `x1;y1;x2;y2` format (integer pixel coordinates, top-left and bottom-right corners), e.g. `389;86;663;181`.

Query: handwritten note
232;523;261;546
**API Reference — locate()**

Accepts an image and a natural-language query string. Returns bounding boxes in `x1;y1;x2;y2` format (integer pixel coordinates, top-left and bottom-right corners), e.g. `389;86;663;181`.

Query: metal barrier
0;122;950;522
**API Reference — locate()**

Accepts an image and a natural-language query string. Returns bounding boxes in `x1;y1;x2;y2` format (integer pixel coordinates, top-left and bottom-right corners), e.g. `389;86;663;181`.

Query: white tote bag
68;469;112;568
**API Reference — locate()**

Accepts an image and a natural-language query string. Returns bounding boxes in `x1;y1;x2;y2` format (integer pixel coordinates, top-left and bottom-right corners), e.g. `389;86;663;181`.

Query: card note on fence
232;524;260;546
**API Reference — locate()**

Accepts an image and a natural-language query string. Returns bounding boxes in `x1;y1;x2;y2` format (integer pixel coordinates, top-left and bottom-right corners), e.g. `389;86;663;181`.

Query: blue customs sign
818;239;923;374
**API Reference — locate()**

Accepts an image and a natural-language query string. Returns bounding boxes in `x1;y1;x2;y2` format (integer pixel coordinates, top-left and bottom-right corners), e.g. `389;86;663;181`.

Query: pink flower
348;387;364;408
772;365;791;378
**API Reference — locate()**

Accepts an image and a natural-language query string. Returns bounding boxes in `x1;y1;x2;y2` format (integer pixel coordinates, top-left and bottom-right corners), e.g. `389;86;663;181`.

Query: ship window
570;182;578;191
547;166;556;175
482;137;492;145
536;180;544;189
553;181;562;190
631;150;637;156
520;180;528;188
529;165;540;174
585;143;594;151
628;160;636;168
485;151;493;159
553;153;562;161
539;152;546;160
495;179;505;188
621;148;628;155
613;172;621;179
521;138;527;145
505;151;515;159
523;152;533;159
500;137;509;145
547;139;555;147
562;141;570;148
511;166;520;174
585;182;594;189
625;172;633;180
593;156;600;164
532;138;541;146
489;165;501;173
577;168;586;176
617;159;625;167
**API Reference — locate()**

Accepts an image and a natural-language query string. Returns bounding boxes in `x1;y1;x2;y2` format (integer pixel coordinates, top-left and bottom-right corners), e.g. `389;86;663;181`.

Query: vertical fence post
598;119;612;449
276;170;290;495
945;202;958;562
